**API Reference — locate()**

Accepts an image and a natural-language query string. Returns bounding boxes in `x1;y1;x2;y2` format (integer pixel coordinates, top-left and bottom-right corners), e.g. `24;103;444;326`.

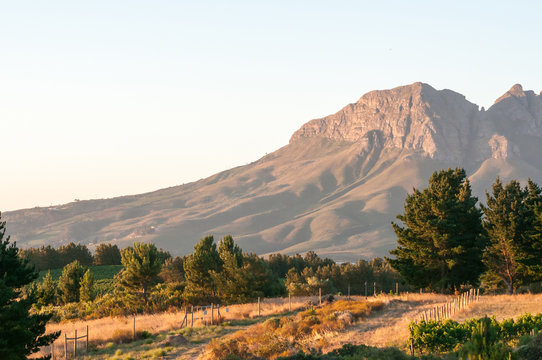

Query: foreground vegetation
204;299;385;359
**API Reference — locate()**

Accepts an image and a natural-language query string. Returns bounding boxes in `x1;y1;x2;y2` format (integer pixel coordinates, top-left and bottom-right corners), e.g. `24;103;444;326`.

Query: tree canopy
387;168;487;292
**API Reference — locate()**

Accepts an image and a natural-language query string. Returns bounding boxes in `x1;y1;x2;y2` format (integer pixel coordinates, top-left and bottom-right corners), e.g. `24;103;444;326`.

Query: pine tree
57;260;86;304
0;213;59;359
79;269;95;302
118;242;162;306
524;179;542;281
37;271;56;307
483;178;540;293
183;235;221;304
387;168;486;292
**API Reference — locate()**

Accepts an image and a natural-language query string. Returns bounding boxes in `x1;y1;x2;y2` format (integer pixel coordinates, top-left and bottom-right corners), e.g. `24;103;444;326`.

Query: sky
1;0;541;211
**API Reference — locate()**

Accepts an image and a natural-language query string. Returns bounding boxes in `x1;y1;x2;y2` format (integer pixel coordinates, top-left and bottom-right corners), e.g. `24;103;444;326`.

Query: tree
524;179;542;282
79;269;95;302
218;235;242;267
93;243;121;266
183;235;221;303
482;178;540;293
118;242;162;305
37;271;56;307
0;213;59;359
159;256;186;284
57;260;86;304
19;245;60;271
387;168;486;292
57;242;93;267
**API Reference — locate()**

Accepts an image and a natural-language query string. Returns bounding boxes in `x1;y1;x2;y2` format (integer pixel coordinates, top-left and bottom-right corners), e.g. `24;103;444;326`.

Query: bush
516;332;542;360
409;313;542;355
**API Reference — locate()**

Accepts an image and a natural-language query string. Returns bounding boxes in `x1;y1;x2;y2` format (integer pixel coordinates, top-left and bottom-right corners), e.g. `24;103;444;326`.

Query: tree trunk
502;278;513;294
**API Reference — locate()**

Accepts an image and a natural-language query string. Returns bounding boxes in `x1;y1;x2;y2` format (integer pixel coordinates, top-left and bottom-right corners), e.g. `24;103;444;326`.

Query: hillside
5;82;542;262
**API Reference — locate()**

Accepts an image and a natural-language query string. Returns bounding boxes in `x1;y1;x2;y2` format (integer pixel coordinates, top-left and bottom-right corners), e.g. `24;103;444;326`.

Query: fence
48;326;89;360
419;288;480;322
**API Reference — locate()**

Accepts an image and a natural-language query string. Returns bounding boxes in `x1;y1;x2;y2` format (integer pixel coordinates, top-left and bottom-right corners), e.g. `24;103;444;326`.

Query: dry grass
35;293;542;359
36;296;318;358
203;298;386;359
452;293;542;322
320;293;542;353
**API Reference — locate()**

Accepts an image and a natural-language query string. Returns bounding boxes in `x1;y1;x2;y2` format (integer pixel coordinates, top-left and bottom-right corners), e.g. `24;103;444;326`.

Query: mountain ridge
5;82;542;261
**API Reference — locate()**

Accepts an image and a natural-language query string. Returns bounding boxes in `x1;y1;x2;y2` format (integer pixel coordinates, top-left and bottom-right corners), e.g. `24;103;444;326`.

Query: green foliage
159;256;185;283
482;178;541;293
37;271;56;307
388;168;487;292
57;260;86;304
20;242;93;271
409;313;542;354
38;264;123;282
117;242;162;307
184;235;221;304
0;213;59;359
94;243;121;265
79;268;95;302
458;317;517;360
516;332;542;360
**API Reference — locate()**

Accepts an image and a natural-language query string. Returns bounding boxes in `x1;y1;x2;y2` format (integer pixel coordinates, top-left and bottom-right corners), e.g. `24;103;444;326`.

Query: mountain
5;83;542;262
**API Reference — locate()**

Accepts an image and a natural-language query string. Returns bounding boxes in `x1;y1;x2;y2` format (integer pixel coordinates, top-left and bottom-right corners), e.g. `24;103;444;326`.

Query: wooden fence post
258;297;261;317
211;303;214;325
64;332;67;360
373;282;376;297
319;288;322;305
348;284;350;298
289;293;291;312
133;316;136;340
396;282;398;296
191;306;194;327
74;330;77;357
364;281;368;298
86;325;89;353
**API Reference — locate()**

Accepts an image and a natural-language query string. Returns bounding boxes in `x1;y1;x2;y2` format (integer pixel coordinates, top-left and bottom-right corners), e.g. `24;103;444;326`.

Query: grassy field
37;264;123;281
33;293;542;359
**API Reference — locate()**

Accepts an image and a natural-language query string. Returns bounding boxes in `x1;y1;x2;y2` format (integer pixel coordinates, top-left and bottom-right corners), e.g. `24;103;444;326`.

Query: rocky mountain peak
290;82;479;162
494;83;526;104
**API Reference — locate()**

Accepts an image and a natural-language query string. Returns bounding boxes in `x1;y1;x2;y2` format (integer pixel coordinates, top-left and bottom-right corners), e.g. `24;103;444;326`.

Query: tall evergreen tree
118;242;162;306
79;269;95;302
387;168;486;292
57;260;86;304
483;178;540;293
524;179;542;281
0;213;59;359
37;271;56;307
183;235;221;304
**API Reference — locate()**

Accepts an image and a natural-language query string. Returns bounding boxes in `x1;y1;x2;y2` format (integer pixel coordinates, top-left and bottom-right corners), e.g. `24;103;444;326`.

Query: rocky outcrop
290;82;542;166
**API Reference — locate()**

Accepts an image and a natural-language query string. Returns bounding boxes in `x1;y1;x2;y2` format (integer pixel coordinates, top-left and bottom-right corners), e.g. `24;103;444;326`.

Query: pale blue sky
1;1;541;211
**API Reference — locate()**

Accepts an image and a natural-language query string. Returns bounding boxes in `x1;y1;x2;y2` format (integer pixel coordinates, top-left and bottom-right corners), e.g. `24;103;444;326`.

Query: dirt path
322;299;447;352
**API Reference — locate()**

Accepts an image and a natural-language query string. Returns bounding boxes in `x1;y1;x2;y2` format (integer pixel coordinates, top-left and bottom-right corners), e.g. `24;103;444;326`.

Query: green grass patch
38;265;123;281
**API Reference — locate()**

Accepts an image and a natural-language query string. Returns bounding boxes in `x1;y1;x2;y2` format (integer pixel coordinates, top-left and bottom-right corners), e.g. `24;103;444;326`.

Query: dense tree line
388;168;542;294
32;235;400;317
20;242;120;270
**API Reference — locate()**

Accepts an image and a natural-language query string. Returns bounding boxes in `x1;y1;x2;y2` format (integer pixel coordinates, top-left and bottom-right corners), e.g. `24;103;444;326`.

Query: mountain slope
5;83;542;261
